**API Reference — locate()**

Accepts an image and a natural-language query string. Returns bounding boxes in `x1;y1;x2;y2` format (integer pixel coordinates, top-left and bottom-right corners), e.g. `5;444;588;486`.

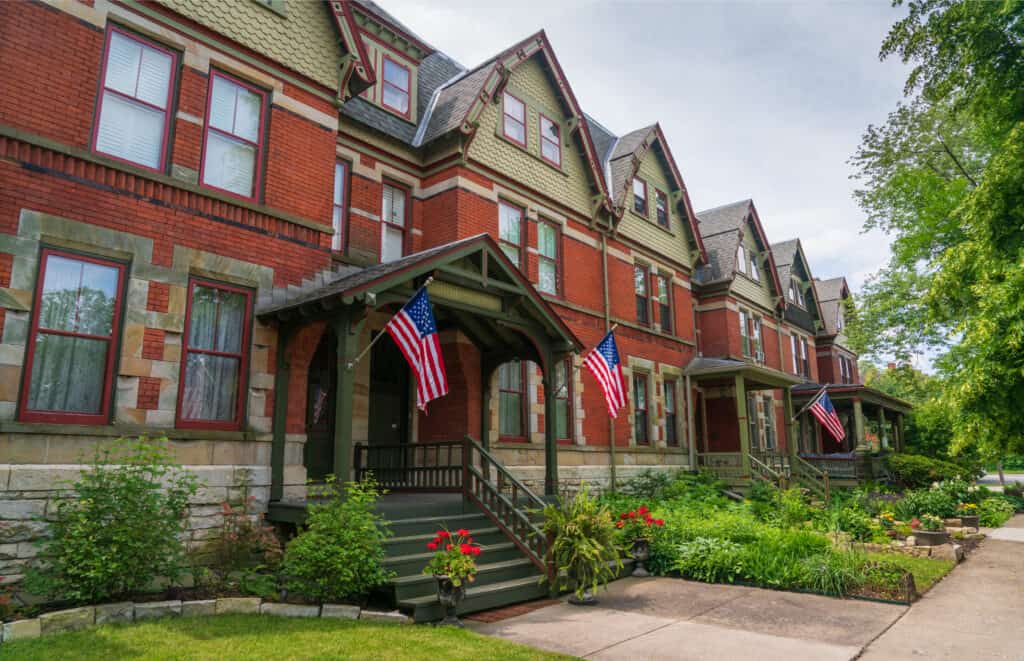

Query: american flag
583;330;627;418
386;287;448;411
810;390;846;442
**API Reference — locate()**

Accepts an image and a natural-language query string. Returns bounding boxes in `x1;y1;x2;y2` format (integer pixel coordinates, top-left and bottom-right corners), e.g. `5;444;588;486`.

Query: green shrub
979;497;1015;527
800;551;865;597
281;476;392;604
673;537;744;583
738;529;828;589
660;471;729;505
539;484;622;600
893;488;957;520
25;437;198;604
621;469;675;500
885;454;974;489
778;489;813;529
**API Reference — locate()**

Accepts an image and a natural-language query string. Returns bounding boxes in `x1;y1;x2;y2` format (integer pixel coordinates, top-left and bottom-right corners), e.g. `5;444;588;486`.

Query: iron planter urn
960;515;980;529
631;538;651;577
435;576;466;627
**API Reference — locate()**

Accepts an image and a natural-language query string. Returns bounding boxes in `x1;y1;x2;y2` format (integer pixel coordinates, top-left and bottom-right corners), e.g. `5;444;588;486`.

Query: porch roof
256;234;582;354
683;356;803;389
791;382;912;414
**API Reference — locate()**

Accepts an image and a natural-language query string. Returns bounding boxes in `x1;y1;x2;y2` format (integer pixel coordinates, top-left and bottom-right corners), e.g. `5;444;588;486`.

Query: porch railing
749;453;785;489
749;448;790;475
791;454;831;504
799;455;858;480
696;452;745;479
462;436;552;582
353;441;463;491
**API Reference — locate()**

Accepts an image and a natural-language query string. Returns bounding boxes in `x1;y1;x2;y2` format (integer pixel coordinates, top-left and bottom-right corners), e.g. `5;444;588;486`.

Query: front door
304;330;336;481
368;332;410;446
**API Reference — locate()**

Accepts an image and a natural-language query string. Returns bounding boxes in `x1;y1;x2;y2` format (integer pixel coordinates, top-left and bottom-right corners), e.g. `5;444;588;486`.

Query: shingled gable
815;276;851;336
416;31;612;213
604;123;707;262
695;199;784;305
326;0;377;102
771;238;825;325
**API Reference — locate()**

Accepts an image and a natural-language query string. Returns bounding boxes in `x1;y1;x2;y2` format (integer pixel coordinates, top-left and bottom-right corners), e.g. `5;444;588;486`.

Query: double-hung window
178;279;252;430
537;220;559;295
656;274;672;334
498;361;525;439
751;315;763;361
790;334;799;374
664;379;678;447
737;244;747;275
381;182;408;263
749;253;760;282
763;395;776;449
201;71;266;200
633;374;649;444
498;202;524;268
93;27;177;171
800;337;810;377
539;115;561;166
332;161;349;252
502;92;526;146
632;178;648;216
381;56;411;116
20;249;126;424
634;265;650;326
554;359;572;443
655;189;669;228
740;309;751;356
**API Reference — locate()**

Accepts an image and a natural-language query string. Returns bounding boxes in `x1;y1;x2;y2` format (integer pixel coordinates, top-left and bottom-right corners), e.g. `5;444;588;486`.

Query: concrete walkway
470;576;906;660
860;514;1024;660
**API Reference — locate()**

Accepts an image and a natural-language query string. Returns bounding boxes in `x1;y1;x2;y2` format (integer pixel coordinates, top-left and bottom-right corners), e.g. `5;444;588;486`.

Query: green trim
0;124;333;236
251;0;288;18
119;1;335;104
0;421;271;442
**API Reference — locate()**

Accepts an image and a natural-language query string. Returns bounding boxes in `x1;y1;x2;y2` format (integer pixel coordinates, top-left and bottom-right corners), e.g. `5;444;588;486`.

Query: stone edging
0;597;411;644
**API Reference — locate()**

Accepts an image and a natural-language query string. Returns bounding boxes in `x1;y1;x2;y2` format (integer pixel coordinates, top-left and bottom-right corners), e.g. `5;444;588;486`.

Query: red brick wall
705;396;739;452
417;337;480;442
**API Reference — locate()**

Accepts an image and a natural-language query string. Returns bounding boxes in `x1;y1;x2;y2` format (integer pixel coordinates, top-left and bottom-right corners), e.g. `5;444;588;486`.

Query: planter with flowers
615;505;665;577
956;503;980;529
913;514;949;546
422;529;481;627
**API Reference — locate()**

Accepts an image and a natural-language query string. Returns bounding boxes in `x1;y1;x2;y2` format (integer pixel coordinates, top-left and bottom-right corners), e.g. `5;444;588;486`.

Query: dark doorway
304;330;336;481
368;332;410;446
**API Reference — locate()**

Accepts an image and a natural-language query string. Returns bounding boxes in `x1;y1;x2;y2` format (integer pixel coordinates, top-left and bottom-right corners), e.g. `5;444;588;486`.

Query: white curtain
181;286;245;421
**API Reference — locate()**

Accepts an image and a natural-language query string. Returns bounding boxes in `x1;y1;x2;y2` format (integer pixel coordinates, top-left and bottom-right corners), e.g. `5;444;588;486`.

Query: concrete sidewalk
470;576;906;660
860;514;1024;660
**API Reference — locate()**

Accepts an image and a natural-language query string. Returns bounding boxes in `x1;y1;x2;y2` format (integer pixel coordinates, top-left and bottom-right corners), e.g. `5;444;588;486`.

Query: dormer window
502;92;526;146
655;189;669;228
381;56;411;117
632;178;648;216
749;253;760;282
539;115;561;166
737;244;746;274
788;282;796;302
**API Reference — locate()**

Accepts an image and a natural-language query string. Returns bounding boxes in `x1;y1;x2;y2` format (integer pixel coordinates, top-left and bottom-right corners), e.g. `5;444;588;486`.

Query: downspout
602;232;616;492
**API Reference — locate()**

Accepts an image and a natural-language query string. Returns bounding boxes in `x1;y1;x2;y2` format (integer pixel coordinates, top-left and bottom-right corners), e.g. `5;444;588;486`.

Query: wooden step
398;574;549;623
384;526;506;556
392;557;540;601
383;541;522;576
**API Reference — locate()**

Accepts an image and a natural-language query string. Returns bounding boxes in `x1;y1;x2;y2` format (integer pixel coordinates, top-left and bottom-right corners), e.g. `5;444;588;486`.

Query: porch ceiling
791;383;912;414
683;356;802;390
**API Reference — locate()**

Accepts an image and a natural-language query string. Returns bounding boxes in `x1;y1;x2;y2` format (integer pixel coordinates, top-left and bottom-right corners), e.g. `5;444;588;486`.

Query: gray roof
770;239;800;289
693;200;752;284
605;125;658;205
585;113;616;166
815;277;848;335
419;63;493;145
697;199;752;237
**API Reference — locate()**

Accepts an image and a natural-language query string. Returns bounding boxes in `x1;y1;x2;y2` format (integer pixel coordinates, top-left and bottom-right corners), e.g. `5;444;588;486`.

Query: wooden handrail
354;440;463;491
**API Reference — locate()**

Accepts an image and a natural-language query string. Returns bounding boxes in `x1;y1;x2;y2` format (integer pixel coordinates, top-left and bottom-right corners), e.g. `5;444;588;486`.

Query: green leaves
538;485;621;600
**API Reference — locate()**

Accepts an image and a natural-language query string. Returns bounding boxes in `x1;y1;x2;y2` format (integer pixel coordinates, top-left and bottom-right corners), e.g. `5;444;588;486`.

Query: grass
864;552;955;593
0;614;568;661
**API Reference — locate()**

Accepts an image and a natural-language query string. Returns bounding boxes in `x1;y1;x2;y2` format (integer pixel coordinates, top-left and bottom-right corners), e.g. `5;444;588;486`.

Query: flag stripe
384;288;449;412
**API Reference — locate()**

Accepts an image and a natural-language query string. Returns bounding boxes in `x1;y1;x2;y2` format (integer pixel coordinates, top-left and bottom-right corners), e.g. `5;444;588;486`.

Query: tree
860;362;953;458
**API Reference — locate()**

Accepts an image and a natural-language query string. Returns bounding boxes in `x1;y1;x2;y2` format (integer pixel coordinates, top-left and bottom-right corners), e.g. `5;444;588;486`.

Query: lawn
863;552;954;593
0;615;568;661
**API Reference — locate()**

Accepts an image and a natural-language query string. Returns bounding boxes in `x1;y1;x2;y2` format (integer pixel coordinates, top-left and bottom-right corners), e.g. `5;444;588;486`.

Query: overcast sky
381;0;910;291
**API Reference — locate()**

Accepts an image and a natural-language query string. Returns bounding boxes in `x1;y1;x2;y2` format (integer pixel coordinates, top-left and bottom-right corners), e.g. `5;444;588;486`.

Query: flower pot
568;588;598;606
959;515;979;529
631;538;651;577
914;529;949;546
434;575;466;627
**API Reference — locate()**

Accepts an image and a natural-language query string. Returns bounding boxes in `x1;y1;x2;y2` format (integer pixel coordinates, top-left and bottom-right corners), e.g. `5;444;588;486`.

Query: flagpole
790;383;829;423
346;276;434;370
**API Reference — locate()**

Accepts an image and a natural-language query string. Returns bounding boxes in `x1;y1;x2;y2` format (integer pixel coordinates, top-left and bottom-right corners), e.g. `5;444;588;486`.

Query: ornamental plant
956;502;978;515
919;514;945;532
539;484;622;600
615;505;665;541
878;511;896;527
422;529;481;587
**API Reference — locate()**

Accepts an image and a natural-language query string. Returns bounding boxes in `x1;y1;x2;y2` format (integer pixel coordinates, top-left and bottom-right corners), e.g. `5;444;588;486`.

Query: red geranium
423;528;483;587
616;505;664;541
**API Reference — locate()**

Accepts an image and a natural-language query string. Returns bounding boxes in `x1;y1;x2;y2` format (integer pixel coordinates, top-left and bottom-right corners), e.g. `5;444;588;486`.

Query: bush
893;488;958;520
621;469;675;500
281;476;392;604
540;484;622;600
194;490;282;596
738;529;829;589
885;454;974;489
800;551;865;597
777;489;813;528
25;437;198;604
979;497;1015;527
673;537;744;583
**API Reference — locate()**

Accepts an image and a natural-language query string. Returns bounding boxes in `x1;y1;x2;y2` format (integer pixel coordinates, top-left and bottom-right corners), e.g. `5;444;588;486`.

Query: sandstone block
39;606;94;635
260;603;319;618
181;600;216;617
359;609;411;624
95;602;134;626
134;600;181;621
320;604;360;620
2;618;41;641
215;597;260;615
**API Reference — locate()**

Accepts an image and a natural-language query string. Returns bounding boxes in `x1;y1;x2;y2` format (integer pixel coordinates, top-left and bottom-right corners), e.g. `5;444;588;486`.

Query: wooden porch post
735;375;751;477
332;307;366;484
877;407;888;450
270;323;293;502
853;397;868;451
542;352;561;497
783;386;797;461
896;414;905;452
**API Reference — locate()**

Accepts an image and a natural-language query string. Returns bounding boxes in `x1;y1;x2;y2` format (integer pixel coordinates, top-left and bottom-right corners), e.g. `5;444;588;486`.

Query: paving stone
320;604;360;620
181;599;216;617
260;603;320;618
95;602;134;626
2;618;41;641
359;609;412;624
39;606;94;635
134;600;181;621
215;597;260;614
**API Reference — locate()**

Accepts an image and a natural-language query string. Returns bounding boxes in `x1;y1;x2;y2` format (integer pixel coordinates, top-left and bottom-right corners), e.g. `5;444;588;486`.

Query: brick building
0;0;908;614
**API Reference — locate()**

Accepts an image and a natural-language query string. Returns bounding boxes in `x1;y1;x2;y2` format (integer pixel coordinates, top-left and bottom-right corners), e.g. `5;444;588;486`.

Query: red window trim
655;188;669;228
501;91;528;148
175;277;253;431
18;248;127;425
633;373;650;445
380;54;412;119
632;177;648;217
657;273;673;334
537;218;561;297
198;69;267;203
556;358;573;445
91;25;179;174
332;159;351;253
499;361;529;443
634;263;651;327
538;113;562;168
664;378;679;447
498;200;526;270
379;180;410;262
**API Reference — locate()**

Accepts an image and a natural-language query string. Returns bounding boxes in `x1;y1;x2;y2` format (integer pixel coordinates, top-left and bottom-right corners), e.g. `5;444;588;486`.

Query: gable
358;35;420;123
731;223;776;309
